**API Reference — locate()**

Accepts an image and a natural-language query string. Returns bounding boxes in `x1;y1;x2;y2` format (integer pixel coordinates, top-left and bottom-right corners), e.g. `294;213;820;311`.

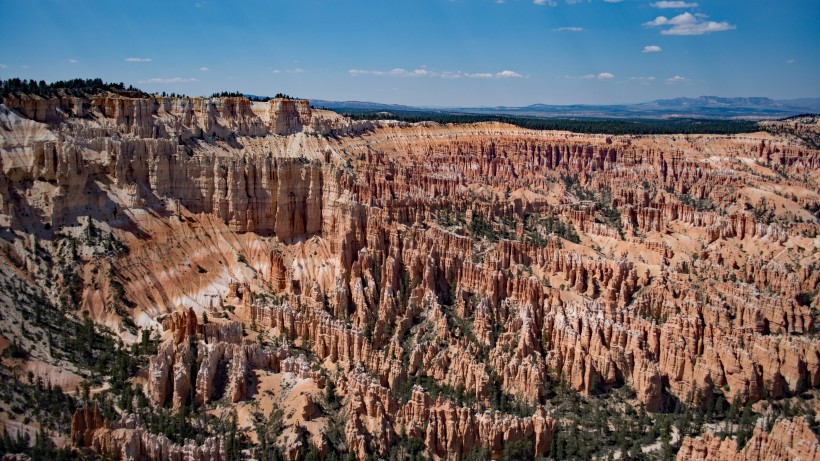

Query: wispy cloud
533;0;599;6
349;68;433;77
138;77;197;84
630;76;656;85
348;68;523;79
643;45;662;53
786;59;796;64
441;71;463;79
651;1;697;8
554;27;583;32
125;57;152;62
269;68;304;75
0;64;7;69
665;75;691;84
568;72;615;80
199;67;210;72
644;12;735;35
68;59;79;64
464;72;494;79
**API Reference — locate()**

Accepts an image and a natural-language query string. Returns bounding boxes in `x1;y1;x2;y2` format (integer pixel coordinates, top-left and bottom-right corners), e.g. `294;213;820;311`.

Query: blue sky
0;0;818;106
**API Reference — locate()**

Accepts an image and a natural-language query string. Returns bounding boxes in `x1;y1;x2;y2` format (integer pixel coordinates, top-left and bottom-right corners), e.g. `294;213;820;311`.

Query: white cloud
138;77;197;84
496;70;523;78
348;68;523;79
786;59;796;64
125;57;152;62
349;68;433;77
651;1;697;8
570;72;615;80
272;70;282;74
603;0;623;2
554;27;583;32
665;75;691;84
643;45;662;53
533;0;557;5
644;12;735;35
0;64;7;69
644;16;669;26
199;67;210;72
68;59;78;64
21;65;30;69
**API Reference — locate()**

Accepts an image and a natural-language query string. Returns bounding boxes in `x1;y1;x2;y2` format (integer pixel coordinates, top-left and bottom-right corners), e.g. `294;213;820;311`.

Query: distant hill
306;96;820;120
309;99;421;112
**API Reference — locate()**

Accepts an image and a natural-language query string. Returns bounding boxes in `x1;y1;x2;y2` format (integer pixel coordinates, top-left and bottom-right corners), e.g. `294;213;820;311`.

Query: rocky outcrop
2;93;311;138
148;315;292;408
2;93;60;122
161;307;198;345
70;403;108;447
70;404;225;461
266;98;311;135
341;369;554;460
677;417;820;461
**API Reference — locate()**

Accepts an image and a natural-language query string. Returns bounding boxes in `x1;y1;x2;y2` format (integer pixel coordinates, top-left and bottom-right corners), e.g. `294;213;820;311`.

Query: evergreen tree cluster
0;77;145;98
211;91;247;98
0;369;78;437
525;214;581;246
0;427;79;460
208;92;296;101
344;109;760;135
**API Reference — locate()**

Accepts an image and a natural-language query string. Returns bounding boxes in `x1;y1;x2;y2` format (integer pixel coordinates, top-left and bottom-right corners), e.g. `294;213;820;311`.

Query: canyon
0;88;817;460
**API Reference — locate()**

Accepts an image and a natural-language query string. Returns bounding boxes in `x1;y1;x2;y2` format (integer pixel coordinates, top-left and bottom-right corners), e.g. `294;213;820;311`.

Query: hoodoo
0;83;818;460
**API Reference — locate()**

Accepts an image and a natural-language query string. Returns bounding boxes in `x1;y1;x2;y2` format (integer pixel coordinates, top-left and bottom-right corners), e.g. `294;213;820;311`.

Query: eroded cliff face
70;403;225;461
1;92;819;460
677;416;819;461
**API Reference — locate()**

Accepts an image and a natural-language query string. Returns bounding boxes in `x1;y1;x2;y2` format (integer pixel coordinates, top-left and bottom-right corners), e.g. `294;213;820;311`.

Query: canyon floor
0;88;818;460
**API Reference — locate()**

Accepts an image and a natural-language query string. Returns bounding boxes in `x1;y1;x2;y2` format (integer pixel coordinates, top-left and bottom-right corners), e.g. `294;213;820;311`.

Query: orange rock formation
1;91;817;460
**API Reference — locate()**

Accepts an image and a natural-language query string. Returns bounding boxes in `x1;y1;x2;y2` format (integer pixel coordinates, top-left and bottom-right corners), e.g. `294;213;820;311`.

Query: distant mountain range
308;96;820;120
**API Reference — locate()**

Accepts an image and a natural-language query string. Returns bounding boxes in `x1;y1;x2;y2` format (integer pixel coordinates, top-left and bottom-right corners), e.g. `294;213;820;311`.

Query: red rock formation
70;406;225;461
2;91;819;460
70;403;107;448
148;315;291;408
161;307;198;345
677;417;819;461
341;369;554;461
